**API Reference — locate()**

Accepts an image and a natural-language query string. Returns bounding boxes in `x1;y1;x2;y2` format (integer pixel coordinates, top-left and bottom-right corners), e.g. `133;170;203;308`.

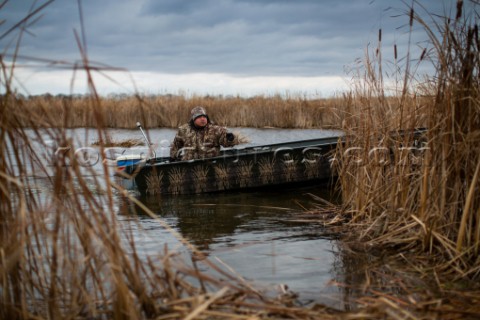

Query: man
170;106;236;161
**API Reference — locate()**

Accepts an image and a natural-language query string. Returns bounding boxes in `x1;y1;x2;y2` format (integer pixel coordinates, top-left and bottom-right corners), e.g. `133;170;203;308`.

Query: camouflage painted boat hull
117;136;340;195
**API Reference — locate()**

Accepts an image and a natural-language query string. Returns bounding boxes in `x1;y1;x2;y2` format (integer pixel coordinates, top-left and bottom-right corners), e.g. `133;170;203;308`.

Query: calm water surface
23;127;367;309
111;127;348;307
118;186;343;305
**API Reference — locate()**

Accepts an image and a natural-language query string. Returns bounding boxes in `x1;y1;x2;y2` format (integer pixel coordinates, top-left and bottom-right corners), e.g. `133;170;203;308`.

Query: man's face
193;115;207;128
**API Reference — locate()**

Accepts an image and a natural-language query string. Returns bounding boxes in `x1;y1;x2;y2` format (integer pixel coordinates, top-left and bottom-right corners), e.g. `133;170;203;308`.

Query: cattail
394;44;398;60
467;27;474;50
420;48;426;61
456;0;463;21
474;24;479;50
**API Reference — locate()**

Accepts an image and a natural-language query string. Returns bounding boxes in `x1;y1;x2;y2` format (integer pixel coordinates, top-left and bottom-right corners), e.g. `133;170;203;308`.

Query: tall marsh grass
11;93;427;130
2;1;480;319
335;1;480;279
1;4;338;319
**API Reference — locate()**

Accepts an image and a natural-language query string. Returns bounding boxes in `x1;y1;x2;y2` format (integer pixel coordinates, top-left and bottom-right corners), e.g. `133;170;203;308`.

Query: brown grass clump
11;92;427;130
332;0;480;292
91;137;144;147
2;5;350;319
10;93;339;129
3;1;480;319
15;90;432;129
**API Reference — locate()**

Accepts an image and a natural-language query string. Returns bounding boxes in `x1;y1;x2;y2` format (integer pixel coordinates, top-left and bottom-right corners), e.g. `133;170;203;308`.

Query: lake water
118;184;344;305
19;127;369;309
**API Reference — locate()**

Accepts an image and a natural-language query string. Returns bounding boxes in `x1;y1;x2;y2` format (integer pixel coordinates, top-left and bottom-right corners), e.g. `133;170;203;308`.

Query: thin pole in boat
136;122;156;159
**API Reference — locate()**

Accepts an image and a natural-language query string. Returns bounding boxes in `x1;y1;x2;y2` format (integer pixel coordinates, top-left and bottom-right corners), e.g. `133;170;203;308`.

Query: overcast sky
1;0;466;97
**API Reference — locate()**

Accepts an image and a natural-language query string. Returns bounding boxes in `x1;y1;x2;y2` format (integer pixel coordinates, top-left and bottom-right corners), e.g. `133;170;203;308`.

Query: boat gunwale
144;135;342;169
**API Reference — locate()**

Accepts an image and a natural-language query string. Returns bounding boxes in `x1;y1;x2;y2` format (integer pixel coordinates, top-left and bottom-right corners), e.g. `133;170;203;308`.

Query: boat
115;135;340;195
114;126;427;196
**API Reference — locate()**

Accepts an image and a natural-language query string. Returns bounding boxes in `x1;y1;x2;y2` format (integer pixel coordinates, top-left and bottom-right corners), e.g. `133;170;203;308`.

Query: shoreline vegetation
2;1;480;319
8;93;431;130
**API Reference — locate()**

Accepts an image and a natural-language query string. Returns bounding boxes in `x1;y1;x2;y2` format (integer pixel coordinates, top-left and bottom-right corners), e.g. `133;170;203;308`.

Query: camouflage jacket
170;122;236;161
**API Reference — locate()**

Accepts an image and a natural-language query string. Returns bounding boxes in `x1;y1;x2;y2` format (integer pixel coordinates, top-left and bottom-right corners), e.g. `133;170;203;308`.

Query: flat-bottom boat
115;128;428;196
115;135;340;195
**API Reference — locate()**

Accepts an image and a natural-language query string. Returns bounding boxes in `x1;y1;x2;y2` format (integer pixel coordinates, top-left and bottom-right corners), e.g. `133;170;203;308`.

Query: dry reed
11;93;426;130
2;4;344;318
3;1;480;319
332;0;480;293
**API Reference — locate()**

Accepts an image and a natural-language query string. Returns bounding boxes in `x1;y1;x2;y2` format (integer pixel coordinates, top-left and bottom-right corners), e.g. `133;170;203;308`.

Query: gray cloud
1;0;465;90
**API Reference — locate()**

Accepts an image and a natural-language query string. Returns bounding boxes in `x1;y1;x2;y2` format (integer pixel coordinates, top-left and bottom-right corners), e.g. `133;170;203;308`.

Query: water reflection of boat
117;187;335;251
115;136;340;195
